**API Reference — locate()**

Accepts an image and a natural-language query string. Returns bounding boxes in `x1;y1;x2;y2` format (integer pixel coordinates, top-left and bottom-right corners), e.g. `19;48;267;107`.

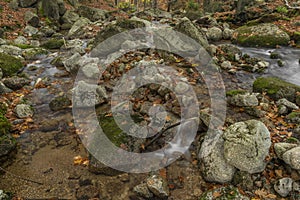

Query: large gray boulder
223;120;271;173
174;17;209;49
67;17;91;38
234;23;290;47
199;130;236;183
206;26;223;41
282;146;300;170
72;81;107;107
41;0;66;20
19;0;37;7
77;5;108;22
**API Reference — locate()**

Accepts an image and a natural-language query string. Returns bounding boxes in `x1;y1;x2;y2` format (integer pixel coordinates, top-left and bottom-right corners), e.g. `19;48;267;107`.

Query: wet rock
76;185;100;200
146;175;169;198
133;183;153;198
223;27;234;40
24;11;39;27
232;171;254;191
67;17;91;38
0;53;23;77
14;104;33;118
206;26;223;41
77;5;108;22
63;52;82;73
174;17;208;48
218;44;242;62
49;95;71;111
253;77;300;102
3;77;30;90
199;186;249;200
18;0;37;7
73;81;107;107
223;120;271;173
229;93;259;107
22;48;48;60
276;98;299;110
13;36;28;45
274;143;298;160
0;45;22;56
199;130;236;183
282;146;300;170
24;25;38;36
244;107;265;118
274;178;293;197
0;82;12;94
233;23;290;47
41;0;66;20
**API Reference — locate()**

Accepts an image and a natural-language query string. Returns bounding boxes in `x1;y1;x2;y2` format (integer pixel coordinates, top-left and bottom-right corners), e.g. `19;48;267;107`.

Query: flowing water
239;46;300;86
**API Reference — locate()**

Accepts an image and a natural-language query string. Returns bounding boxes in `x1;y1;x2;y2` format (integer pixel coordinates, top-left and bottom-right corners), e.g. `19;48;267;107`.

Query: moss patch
226;89;247;97
0;53;23;77
0;114;11;137
98;114;127;146
253;76;299;102
41;39;64;49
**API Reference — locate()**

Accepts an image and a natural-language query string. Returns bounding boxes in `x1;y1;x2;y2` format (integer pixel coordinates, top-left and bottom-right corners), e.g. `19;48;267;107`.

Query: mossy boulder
233;23;290;47
0;53;23;77
41;39;64;49
22;48;49;60
286;112;300;124
253;77;300;102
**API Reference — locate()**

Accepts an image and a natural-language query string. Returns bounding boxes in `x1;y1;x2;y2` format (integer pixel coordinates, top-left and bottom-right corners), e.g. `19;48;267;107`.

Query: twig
0;166;44;185
143;121;181;150
284;0;300;9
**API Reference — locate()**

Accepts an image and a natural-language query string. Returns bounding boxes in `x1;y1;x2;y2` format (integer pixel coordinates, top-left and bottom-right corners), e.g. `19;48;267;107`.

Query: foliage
0;114;11;136
186;0;199;11
117;2;136;12
0;53;23;77
276;6;288;14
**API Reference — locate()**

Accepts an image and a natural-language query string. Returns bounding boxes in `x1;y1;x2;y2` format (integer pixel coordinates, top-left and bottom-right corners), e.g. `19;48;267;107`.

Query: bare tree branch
284;0;300;9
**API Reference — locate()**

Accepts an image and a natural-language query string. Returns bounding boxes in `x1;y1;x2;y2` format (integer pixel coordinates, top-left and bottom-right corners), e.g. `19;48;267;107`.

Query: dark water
239;46;300;86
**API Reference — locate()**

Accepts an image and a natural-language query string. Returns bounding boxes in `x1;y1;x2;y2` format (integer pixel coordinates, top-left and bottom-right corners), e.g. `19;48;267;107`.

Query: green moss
0;53;23;77
0;114;11;136
13;43;34;49
287;112;300;120
41;39;64;49
285;137;299;144
226;89;247;97
98;114;127;146
253;77;300;95
0;102;7;115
